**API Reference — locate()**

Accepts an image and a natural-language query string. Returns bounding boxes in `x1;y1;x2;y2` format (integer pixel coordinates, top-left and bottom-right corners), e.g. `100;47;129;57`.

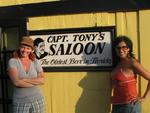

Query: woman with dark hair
7;36;45;113
111;35;150;113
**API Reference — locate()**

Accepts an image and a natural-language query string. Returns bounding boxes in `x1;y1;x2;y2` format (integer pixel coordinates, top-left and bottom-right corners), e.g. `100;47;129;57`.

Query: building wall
28;13;115;113
27;11;150;113
139;10;150;113
0;0;57;6
1;1;150;113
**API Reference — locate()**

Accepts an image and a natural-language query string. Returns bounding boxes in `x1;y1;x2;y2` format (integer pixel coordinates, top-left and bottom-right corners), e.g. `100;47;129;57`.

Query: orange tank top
112;70;138;104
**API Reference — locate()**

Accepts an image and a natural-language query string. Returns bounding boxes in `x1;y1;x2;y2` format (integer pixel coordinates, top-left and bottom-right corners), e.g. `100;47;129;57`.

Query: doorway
0;19;27;113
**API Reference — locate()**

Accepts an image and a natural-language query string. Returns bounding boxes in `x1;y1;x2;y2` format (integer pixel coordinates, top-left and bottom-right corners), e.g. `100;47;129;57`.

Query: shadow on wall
75;72;112;113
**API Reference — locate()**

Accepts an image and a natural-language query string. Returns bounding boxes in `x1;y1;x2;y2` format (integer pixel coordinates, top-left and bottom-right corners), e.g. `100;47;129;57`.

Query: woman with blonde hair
7;36;45;113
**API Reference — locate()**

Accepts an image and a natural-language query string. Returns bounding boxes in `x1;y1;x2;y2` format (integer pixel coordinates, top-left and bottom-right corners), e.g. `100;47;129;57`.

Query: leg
130;102;141;113
112;104;134;113
30;97;45;113
13;102;31;113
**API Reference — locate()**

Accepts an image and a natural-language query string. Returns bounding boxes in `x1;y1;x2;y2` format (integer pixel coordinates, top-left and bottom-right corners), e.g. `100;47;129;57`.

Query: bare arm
142;81;150;99
23;72;44;85
8;67;34;87
110;72;115;101
131;60;150;102
132;60;150;80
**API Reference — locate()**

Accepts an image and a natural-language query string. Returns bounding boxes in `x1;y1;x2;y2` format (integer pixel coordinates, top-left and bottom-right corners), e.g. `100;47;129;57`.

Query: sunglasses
115;46;129;50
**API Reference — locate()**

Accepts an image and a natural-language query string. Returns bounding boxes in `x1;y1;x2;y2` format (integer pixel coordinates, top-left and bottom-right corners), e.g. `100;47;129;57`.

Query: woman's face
115;41;130;59
20;45;32;58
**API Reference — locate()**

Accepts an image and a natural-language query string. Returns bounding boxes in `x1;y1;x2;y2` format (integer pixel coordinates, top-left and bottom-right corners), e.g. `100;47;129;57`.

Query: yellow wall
41;72;111;113
27;11;150;113
1;1;150;113
0;0;58;6
139;10;150;113
28;13;114;113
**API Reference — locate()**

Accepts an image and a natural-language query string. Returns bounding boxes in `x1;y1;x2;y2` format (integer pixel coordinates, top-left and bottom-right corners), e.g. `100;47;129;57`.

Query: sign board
30;27;115;71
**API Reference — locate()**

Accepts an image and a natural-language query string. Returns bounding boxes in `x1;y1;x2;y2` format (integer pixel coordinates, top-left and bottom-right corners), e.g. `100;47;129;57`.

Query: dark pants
112;102;141;113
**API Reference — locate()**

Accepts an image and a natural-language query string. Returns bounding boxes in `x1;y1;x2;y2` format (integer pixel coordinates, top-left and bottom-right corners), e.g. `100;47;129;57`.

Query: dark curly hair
113;35;135;66
34;38;44;46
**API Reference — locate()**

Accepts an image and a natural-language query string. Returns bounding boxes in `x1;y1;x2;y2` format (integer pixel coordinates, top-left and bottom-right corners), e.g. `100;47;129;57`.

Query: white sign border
29;26;115;72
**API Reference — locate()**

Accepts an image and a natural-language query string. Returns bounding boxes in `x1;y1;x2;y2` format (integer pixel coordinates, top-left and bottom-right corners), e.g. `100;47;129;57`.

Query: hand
129;97;144;104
